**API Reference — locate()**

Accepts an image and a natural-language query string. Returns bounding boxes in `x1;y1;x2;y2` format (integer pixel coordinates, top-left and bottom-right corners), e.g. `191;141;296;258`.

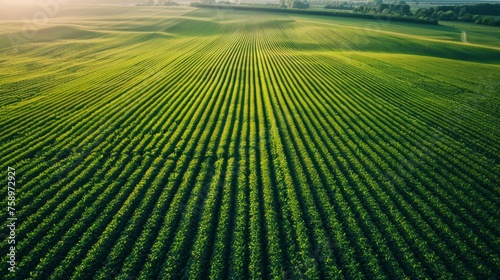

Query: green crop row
0;7;498;280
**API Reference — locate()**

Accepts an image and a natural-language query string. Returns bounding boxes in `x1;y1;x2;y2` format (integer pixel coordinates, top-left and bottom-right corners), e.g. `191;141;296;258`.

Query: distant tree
291;0;309;8
401;4;410;14
353;2;499;26
324;1;353;10
164;0;178;5
458;7;466;16
466;4;500;16
482;17;494;25
460;13;472;22
414;8;427;17
446;10;456;20
376;3;389;13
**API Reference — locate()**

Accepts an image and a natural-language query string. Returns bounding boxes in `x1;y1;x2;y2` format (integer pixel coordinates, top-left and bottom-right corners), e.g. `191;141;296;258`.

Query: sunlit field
1;5;499;279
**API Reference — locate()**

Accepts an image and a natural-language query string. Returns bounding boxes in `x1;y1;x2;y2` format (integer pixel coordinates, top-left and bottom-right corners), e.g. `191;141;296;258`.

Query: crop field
0;5;499;279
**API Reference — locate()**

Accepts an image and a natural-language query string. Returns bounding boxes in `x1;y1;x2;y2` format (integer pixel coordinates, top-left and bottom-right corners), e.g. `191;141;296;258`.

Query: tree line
190;3;438;24
136;0;178;6
414;4;500;26
353;2;500;27
353;2;412;16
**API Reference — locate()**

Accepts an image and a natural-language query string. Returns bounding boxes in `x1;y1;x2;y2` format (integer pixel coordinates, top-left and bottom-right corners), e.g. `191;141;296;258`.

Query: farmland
0;5;499;279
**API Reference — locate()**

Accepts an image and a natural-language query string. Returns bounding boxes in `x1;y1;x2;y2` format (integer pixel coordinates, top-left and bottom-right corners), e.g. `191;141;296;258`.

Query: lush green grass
0;5;499;279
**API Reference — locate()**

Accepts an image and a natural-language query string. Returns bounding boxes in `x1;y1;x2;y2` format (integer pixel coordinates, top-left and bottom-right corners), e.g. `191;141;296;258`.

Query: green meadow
0;5;499;279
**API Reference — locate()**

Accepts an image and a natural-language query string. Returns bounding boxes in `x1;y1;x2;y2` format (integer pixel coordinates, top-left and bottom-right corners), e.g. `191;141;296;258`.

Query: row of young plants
93;35;236;278
288;47;498;276
272;25;416;275
168;32;248;279
0;19;237;278
1;48;184;278
264;25;392;279
1;11;498;279
250;18;496;278
337;56;500;227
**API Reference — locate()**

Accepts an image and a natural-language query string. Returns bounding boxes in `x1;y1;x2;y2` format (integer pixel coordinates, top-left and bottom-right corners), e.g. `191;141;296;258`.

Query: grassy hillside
0;5;499;279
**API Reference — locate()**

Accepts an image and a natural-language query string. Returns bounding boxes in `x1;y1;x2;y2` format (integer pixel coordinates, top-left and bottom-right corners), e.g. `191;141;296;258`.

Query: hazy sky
2;0;91;3
2;0;499;5
2;0;53;3
1;0;149;3
2;0;66;4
